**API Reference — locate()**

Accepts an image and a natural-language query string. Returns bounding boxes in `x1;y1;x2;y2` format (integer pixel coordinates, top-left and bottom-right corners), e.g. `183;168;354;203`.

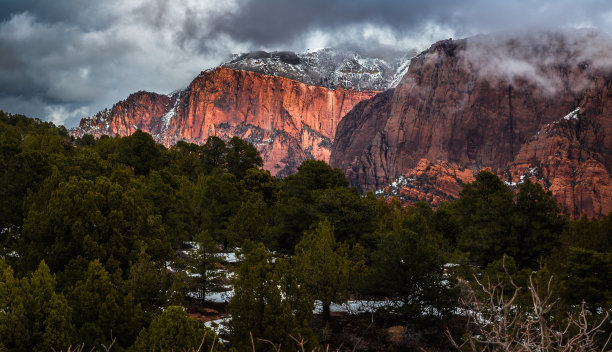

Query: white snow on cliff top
222;48;413;91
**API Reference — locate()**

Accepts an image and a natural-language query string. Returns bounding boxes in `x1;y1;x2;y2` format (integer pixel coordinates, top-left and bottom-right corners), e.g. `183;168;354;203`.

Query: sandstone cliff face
330;31;612;218
507;105;612;218
376;158;476;207
73;91;174;139
74;67;379;176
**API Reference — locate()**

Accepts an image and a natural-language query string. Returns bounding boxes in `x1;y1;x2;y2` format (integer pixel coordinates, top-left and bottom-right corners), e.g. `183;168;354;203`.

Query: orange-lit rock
74;67;379;176
377;158;475;207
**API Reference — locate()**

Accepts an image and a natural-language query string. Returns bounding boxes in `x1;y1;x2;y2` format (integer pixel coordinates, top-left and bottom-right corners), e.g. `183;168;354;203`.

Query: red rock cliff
330;31;612;218
74;67;379;176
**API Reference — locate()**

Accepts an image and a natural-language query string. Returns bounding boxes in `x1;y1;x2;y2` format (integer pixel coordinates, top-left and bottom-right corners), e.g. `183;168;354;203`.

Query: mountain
71;49;401;175
330;30;612;218
222;48;412;91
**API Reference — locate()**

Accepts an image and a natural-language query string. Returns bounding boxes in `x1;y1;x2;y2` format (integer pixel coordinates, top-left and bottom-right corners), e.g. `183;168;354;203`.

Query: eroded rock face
331;30;612;218
73;91;173;139
506;106;612;218
376;159;476;207
73;67;379;176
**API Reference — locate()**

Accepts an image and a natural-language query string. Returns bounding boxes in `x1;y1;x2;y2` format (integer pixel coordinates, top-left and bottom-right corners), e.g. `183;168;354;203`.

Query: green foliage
21;174;171;276
0;260;75;352
185;231;226;301
564;211;612;252
68;260;146;348
312;187;376;244
240;168;279;205
511;181;567;268
283;160;348;202
126;250;183;316
292;219;366;322
194;171;241;247
226;193;269;247
201;136;228;172
132;305;222;352
562;247;612;312
454;171;516;267
226;136;263;180
271;160;367;252
116;130;167;175
229;244;315;351
366;209;458;320
454;172;567;269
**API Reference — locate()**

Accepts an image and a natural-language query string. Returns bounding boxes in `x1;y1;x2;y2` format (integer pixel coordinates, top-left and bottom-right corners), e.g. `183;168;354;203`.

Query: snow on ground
313;300;402;314
219;252;240;263
204;317;231;343
188;288;235;303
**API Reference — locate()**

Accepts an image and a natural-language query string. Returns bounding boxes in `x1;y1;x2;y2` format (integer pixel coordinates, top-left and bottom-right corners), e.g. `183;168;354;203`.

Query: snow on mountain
222;48;412;91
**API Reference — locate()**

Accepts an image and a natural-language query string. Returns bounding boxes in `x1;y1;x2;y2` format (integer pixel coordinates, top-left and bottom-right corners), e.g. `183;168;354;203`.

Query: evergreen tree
454;171;516;267
292;220;366;322
69;260;146;349
240;168;279;205
194;171;241;247
132;305;222;352
226;193;269;247
126;250;181;316
0;260;75;352
21;175;171;277
201;136;228;172
226;136;263;180
312;186;376;244
562;247;612;313
229;244;314;351
366;224;458;319
511;180;567;268
185;231;226;301
116;130;167;175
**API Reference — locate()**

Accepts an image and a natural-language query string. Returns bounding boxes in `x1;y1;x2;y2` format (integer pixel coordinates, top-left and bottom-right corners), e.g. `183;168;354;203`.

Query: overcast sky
2;0;612;127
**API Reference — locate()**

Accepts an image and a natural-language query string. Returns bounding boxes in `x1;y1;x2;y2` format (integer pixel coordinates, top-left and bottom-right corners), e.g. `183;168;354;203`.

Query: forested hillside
1;111;610;351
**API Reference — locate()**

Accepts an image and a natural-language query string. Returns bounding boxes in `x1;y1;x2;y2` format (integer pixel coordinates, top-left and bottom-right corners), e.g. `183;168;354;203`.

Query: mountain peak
221;48;411;91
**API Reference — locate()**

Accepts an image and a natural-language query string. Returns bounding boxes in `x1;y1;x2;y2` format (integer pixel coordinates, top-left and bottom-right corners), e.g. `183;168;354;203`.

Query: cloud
1;0;612;127
458;29;612;94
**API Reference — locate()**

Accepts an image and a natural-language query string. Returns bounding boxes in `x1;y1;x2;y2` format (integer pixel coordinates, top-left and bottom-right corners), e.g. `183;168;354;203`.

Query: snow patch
389;58;412;87
562;107;580;120
504;166;539;188
161;109;175;130
204;317;231;339
313;300;402;314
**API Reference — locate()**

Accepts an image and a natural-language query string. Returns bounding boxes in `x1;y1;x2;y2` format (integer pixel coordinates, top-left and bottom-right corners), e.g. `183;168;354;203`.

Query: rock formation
73;67;379;176
330;30;612;218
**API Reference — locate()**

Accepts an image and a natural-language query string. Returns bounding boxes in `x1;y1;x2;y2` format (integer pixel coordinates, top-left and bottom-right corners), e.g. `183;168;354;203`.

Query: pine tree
0;260;75;352
229;244;315;351
132;305;222;352
292;219;366;322
366;225;458;319
186;231;226;301
226;193;269;247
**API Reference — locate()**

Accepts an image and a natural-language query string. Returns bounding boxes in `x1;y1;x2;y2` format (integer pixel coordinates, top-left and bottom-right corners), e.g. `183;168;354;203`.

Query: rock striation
73;67;379;176
330;30;612;218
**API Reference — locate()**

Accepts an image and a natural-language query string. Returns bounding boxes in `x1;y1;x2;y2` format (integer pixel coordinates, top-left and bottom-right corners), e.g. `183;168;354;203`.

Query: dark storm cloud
1;0;612;127
203;0;444;45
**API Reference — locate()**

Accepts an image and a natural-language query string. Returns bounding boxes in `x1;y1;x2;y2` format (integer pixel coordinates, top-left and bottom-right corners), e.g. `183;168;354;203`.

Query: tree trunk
323;302;331;323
